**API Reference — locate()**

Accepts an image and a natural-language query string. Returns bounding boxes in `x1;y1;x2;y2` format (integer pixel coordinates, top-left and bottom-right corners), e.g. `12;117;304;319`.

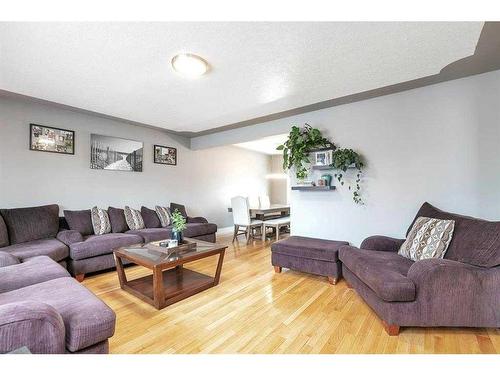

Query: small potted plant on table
171;209;187;242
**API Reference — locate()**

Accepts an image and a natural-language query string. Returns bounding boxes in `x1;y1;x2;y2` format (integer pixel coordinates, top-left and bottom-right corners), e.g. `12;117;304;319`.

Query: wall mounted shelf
291;185;336;191
311;164;357;171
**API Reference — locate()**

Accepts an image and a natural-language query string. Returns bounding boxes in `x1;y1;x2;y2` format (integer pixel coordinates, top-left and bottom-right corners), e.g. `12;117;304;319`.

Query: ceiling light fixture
171;53;209;78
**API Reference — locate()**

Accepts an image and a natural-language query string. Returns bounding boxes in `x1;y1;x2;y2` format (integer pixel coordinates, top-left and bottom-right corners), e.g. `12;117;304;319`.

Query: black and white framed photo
29;123;75;155
90;134;143;172
314;150;332;166
154;145;177;166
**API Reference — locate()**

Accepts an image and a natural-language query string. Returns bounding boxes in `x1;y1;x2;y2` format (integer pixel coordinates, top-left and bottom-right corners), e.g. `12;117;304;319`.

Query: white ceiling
234;133;289;155
0;22;483;133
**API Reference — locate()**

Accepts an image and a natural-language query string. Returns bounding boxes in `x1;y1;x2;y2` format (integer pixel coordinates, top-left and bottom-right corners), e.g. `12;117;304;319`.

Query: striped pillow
124;206;145;230
91;207;111;235
155;206;171;227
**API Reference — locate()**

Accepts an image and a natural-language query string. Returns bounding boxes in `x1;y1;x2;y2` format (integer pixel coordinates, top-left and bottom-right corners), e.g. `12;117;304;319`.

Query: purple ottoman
271;236;349;284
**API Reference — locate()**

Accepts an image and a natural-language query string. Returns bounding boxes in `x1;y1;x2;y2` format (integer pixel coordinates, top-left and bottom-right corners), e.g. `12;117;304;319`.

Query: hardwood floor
83;234;500;354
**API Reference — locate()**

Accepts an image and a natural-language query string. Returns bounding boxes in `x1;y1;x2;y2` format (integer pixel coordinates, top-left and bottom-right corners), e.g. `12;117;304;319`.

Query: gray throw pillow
399;216;455;261
124;206;145;230
91;207;112;235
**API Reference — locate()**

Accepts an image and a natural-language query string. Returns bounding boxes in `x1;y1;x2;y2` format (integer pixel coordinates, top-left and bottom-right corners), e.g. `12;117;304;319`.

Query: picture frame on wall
29;123;75;155
90;134;143;172
154;145;177;166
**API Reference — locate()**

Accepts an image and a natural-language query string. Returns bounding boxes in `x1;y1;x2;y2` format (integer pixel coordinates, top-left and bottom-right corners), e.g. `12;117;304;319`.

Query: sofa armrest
0;301;66;354
0;252;20;268
56;229;83;246
187;216;209;224
360;235;405;252
407;259;500;325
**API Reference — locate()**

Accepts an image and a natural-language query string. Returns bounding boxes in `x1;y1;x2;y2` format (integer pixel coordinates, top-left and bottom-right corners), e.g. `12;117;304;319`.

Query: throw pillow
108;207;129;233
124;206;145;230
141;206;161;228
91;207;111;235
64;209;94;236
155;206;171;227
399;216;455;261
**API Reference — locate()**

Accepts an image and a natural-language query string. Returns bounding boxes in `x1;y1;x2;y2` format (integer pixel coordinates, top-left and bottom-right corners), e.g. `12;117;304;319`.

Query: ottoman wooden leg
274;266;282;273
75;274;85;282
327;276;337;285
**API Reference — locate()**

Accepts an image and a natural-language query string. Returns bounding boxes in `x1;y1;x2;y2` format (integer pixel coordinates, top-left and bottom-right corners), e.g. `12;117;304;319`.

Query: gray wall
192;70;500;245
0;96;271;228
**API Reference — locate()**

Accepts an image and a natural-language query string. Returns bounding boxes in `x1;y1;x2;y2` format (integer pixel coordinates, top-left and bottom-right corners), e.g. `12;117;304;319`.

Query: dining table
228;204;290;221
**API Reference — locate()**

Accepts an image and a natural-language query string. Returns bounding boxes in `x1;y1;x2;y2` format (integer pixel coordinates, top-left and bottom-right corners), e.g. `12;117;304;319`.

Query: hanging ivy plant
330;148;364;204
276;124;333;179
277;124;365;204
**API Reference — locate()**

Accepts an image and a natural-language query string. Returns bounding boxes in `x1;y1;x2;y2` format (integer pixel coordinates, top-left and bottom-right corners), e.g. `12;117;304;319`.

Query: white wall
192;70;500;246
0;96;271;228
269;155;289;205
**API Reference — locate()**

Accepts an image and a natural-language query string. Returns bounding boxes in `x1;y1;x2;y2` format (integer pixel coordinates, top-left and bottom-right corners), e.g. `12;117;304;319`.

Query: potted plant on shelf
170;209;187;242
277;123;365;204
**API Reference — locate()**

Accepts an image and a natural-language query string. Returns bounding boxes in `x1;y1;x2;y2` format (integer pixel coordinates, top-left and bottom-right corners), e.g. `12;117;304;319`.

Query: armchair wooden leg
75;274;85;282
274;266;282;273
327;276;337;285
382;321;400;336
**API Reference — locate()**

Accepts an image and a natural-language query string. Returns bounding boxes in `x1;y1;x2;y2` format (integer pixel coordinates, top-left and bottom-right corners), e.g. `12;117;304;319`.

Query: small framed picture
154;145;177;165
30;123;75;155
315;150;332;166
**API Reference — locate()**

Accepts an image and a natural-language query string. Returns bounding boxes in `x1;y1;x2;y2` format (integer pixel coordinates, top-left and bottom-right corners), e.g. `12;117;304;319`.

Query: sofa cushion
0;214;9;247
126;228;171;243
141;206;161;228
69;233;143;260
108;207;129;233
0;277;116;352
399;217;455;261
64;210;94;236
0;256;70;293
271;236;348;262
0;204;59;245
170;203;188;219
124;206;145;230
2;238;69;262
339;247;416;302
408;202;500;267
183;223;217;238
90;207;111;235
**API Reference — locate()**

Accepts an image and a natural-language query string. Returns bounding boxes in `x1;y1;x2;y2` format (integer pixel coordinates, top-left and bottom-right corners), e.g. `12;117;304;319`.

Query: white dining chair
248;196;260;209
231;196;263;243
259;195;271;209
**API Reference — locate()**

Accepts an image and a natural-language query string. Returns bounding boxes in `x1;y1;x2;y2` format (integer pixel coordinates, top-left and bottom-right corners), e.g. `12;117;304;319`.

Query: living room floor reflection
83;233;500;354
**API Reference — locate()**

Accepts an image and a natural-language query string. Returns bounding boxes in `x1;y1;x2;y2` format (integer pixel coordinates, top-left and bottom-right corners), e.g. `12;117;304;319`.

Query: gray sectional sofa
0;255;115;353
0;203;217;281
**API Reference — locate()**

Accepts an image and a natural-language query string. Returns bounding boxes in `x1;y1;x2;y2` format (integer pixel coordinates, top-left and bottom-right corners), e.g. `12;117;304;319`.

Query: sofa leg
75;274;85;282
382;321;400;336
274;266;282;273
327;276;337;285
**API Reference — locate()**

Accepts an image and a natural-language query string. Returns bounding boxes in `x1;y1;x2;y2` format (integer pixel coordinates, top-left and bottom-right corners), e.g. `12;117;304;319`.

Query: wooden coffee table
113;238;227;309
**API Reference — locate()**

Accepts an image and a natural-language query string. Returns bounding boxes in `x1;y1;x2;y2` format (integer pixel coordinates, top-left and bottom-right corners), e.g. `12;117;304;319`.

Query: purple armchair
339;203;500;335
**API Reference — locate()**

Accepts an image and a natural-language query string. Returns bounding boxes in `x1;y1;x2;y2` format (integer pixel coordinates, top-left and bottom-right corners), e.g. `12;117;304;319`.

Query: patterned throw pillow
91;207;111;235
398;216;455;261
124;206;145;230
155;206;171;227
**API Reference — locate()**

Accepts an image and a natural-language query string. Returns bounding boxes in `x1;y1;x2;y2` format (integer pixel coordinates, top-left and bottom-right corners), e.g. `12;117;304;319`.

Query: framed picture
315;150;332;166
30;123;75;155
154;145;177;166
90;134;143;172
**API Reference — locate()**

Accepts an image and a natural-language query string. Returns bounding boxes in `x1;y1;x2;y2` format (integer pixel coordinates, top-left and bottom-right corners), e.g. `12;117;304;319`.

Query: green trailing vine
277;124;365;204
276;124;333;180
330;148;364;204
